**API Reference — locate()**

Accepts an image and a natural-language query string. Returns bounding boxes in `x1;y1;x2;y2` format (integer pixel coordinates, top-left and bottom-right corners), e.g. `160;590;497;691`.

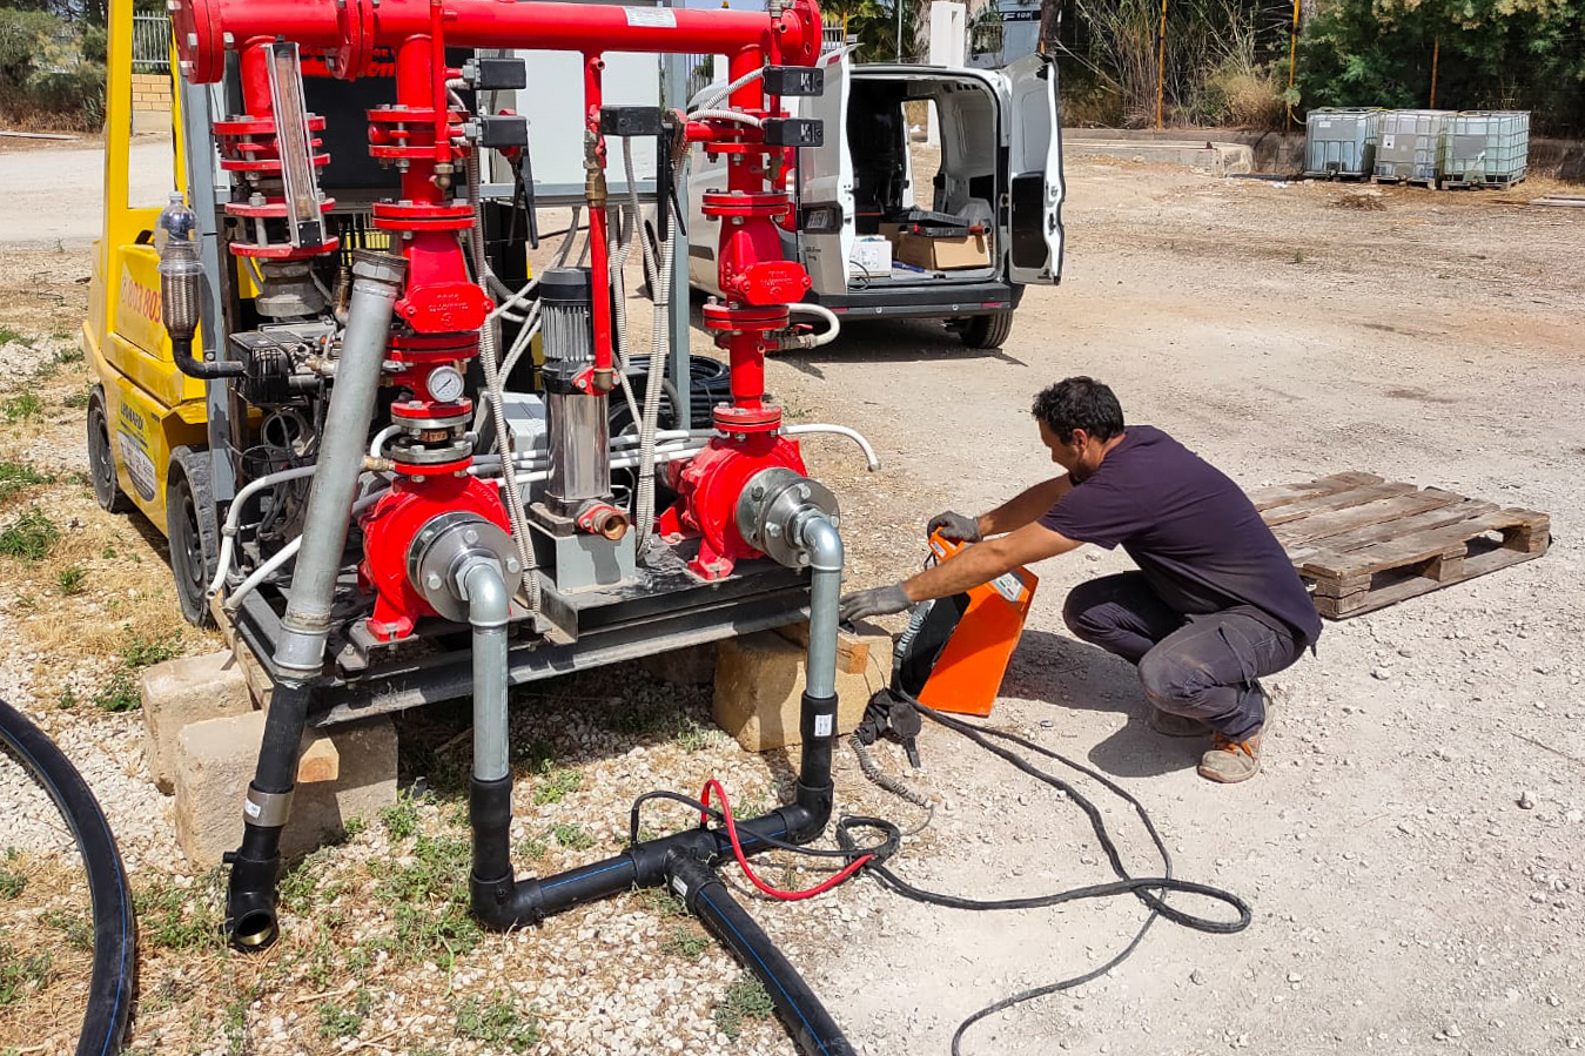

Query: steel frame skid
165;1;861;1052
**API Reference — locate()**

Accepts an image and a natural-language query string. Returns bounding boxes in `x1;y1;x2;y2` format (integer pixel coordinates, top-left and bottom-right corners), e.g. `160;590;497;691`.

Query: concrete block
639;642;718;686
142;651;256;795
174;712;397;868
712;621;892;752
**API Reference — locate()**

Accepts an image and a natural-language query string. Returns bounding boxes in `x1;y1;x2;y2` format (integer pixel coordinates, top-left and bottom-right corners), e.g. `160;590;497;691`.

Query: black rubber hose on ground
668;855;855;1056
0;697;135;1056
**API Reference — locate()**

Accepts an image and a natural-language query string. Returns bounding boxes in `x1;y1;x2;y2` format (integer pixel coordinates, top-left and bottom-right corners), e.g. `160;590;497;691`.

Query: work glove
927;510;981;542
839;583;911;623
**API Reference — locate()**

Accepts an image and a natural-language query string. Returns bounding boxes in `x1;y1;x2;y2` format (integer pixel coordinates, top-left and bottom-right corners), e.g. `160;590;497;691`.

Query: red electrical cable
701;779;872;902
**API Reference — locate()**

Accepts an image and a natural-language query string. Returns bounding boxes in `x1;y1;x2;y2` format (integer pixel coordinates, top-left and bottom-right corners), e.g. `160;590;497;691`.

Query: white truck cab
686;51;1064;348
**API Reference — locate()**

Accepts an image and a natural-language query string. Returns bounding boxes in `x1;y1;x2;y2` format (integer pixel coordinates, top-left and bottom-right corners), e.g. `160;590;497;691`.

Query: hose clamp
243;788;294;829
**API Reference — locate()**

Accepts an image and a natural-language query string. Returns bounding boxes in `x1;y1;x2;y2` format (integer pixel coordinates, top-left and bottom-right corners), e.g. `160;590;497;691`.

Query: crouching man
840;376;1320;783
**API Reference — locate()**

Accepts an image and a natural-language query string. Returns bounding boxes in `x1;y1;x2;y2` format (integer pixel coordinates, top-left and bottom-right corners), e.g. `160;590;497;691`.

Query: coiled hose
0;697;134;1056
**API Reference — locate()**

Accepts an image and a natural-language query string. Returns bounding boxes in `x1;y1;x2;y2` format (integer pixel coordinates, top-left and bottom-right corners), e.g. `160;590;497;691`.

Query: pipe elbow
172;336;245;379
798;513;843;574
462;560;512;630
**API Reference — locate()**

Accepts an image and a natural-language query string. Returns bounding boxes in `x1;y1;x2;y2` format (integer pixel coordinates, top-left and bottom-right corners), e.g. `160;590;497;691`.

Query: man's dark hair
1031;377;1125;443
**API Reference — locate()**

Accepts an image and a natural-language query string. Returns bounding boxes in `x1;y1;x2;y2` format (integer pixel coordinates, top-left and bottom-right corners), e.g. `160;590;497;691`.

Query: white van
685;51;1065;348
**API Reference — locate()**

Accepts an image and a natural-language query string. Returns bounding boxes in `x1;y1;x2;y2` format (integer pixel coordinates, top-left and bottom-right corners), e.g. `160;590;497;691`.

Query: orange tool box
896;532;1039;717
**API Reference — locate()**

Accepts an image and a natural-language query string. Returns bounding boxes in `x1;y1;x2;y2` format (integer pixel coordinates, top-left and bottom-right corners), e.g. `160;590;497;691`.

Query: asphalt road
0;136;176;247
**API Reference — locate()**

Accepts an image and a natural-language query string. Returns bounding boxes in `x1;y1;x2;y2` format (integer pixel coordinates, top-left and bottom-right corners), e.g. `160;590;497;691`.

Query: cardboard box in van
895;230;991;271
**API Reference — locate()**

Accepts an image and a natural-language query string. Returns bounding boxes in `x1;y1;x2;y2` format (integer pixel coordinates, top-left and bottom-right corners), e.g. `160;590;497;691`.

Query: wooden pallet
1247;473;1550;619
1441;173;1525;191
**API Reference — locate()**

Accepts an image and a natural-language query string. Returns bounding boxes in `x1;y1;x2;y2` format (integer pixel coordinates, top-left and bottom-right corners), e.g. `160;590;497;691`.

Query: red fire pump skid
156;0;874;1051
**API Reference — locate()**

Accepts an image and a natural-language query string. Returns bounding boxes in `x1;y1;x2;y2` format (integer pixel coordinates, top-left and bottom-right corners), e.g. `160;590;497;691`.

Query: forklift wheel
959;310;1015;349
86;388;132;514
167;447;219;628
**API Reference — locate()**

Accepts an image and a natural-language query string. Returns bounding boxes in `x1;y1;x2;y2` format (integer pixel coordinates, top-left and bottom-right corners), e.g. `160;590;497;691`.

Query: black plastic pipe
224;680;312;948
0;697;136;1056
171;334;245;379
669;855;855;1056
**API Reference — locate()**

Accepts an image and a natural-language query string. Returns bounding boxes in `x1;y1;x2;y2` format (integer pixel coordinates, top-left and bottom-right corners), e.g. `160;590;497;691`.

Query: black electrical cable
0;697;135;1056
842;689;1251;1056
628;791;898;862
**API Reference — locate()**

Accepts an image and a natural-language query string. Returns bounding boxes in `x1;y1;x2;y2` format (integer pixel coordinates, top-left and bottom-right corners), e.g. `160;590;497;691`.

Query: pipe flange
386;435;474;466
407;511;523;622
736;467;839;569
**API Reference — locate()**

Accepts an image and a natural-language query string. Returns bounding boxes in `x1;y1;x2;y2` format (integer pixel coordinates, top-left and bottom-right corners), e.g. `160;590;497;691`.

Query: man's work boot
1148;707;1211;738
1198;733;1261;783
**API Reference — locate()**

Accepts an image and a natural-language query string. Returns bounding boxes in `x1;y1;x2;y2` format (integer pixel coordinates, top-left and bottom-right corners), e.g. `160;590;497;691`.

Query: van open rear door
1004;54;1064;284
797;49;854;297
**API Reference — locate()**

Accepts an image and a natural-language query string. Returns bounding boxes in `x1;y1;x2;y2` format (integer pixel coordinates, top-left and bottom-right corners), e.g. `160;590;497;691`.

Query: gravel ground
1;142;1582;1056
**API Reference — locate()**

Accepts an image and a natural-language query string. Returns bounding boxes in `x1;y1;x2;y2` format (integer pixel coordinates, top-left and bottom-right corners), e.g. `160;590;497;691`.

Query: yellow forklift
82;2;220;625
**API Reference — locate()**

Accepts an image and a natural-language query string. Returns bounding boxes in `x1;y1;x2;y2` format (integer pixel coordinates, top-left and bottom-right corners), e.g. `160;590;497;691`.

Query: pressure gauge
427;366;466;404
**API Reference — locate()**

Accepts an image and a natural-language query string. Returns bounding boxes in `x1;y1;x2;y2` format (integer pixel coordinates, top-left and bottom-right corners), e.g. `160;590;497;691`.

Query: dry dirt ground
0;138;1581;1056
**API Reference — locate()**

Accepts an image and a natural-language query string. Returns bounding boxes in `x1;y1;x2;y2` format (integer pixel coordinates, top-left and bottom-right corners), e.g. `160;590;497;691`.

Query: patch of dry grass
0;262;220;706
0;852;95;1051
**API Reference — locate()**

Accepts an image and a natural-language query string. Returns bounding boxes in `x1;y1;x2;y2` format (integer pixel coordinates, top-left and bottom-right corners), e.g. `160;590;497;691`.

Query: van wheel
167;447;219;628
86;388;131;513
960;311;1014;349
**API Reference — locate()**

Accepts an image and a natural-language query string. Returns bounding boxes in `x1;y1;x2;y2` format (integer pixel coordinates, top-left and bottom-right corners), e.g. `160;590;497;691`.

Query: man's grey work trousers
1063;572;1306;741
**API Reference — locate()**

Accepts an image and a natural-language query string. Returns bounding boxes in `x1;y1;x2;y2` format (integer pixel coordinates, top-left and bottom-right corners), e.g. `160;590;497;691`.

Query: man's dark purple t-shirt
1039;426;1322;645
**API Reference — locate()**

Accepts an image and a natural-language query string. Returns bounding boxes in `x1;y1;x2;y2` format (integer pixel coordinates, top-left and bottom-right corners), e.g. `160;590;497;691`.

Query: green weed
56;686;77;709
119;630;182;669
454;995;539;1051
379;789;426;840
218;987;255;1056
373;831;481;967
671;711;714;752
714;972;775;1040
0;462;51;503
531;764;582;805
515;832;548;862
0;864;23;900
661;925;711;959
278;845;342;915
550;823;594;851
0;326;31;347
40;908;93;952
0;941;51;1007
317;990;370;1039
134;874;223;953
52;346;83;365
342;815;367;839
634;885;688;919
93;670;139;713
57;564;85;596
3;393;42;422
0;507;59;560
62;387;90;410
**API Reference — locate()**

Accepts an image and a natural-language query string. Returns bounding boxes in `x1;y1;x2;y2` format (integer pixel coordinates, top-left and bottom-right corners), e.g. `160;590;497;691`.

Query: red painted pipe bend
172;0;821;83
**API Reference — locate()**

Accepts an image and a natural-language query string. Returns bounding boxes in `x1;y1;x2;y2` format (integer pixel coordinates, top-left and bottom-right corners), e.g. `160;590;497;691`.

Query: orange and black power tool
893;530;1040;717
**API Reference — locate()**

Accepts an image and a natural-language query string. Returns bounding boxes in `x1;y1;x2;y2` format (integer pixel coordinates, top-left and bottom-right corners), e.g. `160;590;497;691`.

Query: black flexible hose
669;855;856;1056
0;697;135;1056
850;693;1252;1056
170;335;244;379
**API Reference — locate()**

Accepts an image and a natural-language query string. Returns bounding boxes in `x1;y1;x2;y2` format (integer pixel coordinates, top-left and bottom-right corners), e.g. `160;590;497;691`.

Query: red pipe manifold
174;0;826;587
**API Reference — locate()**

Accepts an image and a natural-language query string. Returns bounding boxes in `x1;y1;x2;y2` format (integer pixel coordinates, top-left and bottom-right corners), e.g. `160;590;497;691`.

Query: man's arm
903;521;1082;603
976;475;1074;537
